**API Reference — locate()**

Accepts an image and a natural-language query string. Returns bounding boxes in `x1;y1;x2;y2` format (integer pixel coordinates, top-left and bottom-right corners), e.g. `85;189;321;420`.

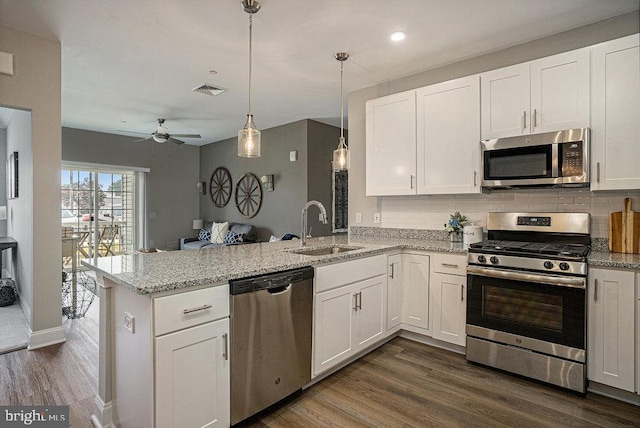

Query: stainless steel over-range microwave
481;128;589;190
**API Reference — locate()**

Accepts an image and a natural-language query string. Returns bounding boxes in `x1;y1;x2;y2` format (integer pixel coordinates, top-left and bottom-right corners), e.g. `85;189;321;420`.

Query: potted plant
445;211;468;242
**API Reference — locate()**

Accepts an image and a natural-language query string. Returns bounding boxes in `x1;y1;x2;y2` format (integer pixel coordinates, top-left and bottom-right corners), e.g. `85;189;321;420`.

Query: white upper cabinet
481;63;530;139
590;34;640;191
416;75;481;194
366;90;417;196
481;48;590;139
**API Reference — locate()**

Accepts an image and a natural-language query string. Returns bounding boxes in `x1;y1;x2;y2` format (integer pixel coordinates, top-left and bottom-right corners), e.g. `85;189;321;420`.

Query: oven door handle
467;266;586;289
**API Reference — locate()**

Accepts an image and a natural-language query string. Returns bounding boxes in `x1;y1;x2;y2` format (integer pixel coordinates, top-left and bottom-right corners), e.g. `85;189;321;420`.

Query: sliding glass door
61;166;140;264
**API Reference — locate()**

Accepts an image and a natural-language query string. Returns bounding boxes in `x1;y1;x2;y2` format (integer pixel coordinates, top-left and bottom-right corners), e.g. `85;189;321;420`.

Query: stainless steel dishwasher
230;266;313;425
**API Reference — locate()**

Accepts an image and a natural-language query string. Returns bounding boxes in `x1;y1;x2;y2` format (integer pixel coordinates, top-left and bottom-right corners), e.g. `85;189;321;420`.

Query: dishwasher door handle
266;284;292;295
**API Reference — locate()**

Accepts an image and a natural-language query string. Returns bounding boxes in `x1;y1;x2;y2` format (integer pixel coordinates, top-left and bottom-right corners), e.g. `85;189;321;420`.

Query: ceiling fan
122;119;201;145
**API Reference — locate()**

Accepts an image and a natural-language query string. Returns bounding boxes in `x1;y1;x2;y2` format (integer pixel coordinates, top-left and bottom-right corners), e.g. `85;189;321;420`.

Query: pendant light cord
248;12;253;117
340;60;344;140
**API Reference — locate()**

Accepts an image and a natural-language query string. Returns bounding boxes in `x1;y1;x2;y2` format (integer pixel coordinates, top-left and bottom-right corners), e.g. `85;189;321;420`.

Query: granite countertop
81;230;640;295
587;251;640;270
81;234;466;295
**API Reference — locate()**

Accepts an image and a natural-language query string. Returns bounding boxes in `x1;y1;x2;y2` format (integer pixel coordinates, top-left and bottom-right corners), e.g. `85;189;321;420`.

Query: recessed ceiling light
390;31;406;42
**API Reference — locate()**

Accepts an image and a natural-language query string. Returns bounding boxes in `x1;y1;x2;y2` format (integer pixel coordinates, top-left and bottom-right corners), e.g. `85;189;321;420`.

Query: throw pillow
210;222;229;244
224;230;243;244
198;228;212;242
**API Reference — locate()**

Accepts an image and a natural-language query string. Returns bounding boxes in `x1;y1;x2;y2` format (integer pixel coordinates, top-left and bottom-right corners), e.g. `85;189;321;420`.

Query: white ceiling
0;0;638;146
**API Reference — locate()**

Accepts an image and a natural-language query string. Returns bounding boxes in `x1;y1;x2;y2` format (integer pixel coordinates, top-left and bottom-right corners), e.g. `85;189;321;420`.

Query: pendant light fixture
238;0;261;157
333;52;350;171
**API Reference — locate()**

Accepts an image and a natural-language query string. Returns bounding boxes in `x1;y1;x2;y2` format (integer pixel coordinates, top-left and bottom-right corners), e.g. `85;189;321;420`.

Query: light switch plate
289;151;298;162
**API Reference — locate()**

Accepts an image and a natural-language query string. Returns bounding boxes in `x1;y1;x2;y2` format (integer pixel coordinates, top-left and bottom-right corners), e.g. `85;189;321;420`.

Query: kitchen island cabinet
590;34;640;191
313;254;387;376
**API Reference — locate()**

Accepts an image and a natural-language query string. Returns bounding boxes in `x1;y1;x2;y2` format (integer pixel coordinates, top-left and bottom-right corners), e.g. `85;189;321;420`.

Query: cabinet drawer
154;285;229;336
432;253;467;276
315;254;387;293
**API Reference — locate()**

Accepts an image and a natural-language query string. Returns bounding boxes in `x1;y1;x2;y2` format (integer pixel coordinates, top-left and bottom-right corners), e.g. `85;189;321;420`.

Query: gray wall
62;127;200;250
199;119;340;241
1;25;62;341
348;12;640;231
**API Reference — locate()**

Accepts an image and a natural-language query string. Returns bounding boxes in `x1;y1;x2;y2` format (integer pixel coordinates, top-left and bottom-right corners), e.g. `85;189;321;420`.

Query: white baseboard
17;291;32;326
588;381;640;406
28;326;66;350
91;396;114;428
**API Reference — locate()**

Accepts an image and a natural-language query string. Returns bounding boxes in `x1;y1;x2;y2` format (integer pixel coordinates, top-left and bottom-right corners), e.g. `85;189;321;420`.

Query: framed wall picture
7;151;18;199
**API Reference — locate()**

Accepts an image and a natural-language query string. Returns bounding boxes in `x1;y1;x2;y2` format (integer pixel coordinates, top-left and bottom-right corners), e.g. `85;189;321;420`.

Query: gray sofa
180;222;258;250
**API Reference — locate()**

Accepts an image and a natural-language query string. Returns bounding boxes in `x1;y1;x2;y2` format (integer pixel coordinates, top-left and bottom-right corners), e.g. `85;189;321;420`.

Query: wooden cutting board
609;198;640;254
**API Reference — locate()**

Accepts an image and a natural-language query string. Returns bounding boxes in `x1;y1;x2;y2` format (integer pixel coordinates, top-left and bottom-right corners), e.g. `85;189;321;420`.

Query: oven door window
484;144;552;180
467;274;585;350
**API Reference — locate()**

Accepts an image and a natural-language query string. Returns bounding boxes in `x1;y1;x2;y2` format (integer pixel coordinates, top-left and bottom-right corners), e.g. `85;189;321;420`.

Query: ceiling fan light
238;114;261;157
153;134;168;143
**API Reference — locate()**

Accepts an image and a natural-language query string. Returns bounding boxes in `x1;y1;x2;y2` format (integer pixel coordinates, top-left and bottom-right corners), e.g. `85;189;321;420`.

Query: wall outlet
374;213;381;224
355;213;362;223
290;151;298;162
124;312;135;334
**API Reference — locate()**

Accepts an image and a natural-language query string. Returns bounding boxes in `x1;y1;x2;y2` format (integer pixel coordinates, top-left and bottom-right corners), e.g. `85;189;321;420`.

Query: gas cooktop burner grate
469;240;590;259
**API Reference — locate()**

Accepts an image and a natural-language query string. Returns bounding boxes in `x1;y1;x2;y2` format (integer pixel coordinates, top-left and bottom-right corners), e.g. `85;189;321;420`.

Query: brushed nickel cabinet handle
533;109;537;128
473;171;477;187
389;263;395;279
461;284;464;302
597;162;601;183
523;111;527;129
410;175;415;189
353;294;358;312
222;333;229;360
357;292;362;310
441;263;459;268
183;304;213;315
594;279;598;301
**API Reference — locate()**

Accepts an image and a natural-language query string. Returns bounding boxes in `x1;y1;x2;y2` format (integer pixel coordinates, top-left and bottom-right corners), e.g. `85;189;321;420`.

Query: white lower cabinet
430;254;467;347
313;256;387;376
588;267;636;392
402;253;430;332
387;254;403;332
155;319;230;428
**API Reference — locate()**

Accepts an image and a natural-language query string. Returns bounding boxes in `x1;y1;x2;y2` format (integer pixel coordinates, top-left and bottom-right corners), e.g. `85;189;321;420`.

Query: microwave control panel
561;141;584;177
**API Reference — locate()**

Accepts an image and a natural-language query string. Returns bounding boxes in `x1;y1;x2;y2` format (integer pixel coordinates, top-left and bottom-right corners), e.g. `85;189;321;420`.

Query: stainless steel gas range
466;212;590;393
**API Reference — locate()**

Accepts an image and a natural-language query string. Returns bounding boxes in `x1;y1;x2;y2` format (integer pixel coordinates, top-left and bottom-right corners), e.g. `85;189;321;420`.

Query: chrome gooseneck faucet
301;200;328;246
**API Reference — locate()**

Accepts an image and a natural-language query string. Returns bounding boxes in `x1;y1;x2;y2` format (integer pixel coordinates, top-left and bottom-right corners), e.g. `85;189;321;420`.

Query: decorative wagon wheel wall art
209;167;232;207
235;173;263;218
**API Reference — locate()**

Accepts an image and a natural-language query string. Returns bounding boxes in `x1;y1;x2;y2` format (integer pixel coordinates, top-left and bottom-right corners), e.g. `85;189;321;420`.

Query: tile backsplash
380;189;640;238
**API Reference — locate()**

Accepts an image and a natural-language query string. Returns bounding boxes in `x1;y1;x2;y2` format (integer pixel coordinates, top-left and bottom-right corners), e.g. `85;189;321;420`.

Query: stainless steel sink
287;245;364;256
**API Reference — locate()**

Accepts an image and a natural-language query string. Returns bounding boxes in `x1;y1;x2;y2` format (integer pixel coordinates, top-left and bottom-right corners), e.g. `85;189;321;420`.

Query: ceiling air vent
192;83;227;97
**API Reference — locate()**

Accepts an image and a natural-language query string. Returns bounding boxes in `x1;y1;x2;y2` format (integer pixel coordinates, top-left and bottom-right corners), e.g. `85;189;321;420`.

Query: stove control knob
490;256;499;265
544;261;554;269
559;262;570;271
477;255;486;263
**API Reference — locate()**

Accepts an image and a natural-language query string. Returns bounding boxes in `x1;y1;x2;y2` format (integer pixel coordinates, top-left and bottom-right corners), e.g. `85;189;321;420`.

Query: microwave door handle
551;143;559;178
467;266;586;289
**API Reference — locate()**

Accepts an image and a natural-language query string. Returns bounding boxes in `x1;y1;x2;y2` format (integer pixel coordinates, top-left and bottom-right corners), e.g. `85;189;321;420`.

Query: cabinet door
530;48;590;133
416;76;481;194
587;268;635;392
313;284;355;376
402;254;430;332
591;35;640;191
431;272;466;346
366;90;417;196
354;275;386;349
481;63;530;139
387;255;403;332
155;319;230;428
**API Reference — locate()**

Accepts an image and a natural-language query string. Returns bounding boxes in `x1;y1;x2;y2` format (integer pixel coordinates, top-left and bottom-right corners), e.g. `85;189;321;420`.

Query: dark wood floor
0;300;98;428
241;338;640;427
2;301;640;428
